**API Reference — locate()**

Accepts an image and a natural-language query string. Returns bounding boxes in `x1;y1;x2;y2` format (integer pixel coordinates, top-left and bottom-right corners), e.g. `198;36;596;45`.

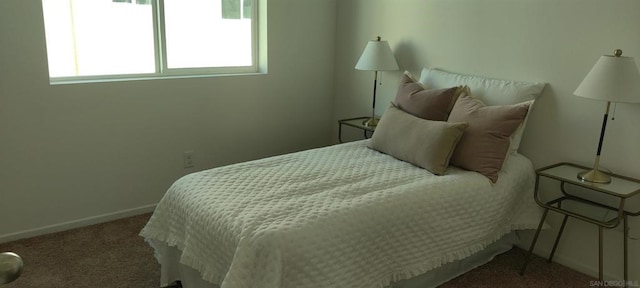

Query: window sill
49;71;268;85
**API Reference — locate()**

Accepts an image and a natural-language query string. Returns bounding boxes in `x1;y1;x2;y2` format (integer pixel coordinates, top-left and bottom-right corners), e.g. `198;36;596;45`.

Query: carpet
0;214;159;287
0;213;597;287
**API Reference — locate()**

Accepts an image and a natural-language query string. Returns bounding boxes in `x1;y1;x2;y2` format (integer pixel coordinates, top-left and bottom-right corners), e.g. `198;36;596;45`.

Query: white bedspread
140;140;541;288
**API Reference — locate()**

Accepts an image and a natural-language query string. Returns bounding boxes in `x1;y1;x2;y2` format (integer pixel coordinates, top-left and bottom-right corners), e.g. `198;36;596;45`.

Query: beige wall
0;0;337;240
334;0;640;282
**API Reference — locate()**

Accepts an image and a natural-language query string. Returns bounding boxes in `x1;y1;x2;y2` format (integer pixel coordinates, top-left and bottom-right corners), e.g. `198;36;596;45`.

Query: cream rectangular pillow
368;104;468;175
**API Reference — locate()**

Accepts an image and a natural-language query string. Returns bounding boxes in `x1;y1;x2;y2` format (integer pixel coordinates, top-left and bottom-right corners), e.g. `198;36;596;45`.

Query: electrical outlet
183;150;194;168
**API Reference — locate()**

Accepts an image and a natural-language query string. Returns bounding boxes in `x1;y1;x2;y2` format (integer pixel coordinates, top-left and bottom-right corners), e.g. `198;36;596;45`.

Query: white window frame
47;0;264;84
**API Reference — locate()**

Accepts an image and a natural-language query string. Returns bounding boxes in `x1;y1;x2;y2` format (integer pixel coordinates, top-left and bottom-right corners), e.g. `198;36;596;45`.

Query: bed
140;68;546;288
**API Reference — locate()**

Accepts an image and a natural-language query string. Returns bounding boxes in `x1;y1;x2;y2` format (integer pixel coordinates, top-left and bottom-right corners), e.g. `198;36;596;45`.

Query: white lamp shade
574;54;640;103
355;39;399;71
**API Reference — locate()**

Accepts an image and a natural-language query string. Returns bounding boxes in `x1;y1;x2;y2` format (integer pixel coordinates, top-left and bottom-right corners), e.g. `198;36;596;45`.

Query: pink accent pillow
447;93;531;183
394;72;461;121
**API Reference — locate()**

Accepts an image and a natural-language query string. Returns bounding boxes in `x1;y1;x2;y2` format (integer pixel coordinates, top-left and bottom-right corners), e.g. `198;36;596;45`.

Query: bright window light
41;0;259;82
164;0;252;69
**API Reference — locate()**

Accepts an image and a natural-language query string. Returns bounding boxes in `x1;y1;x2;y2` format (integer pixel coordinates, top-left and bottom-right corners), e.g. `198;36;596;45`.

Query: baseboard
0;204;157;244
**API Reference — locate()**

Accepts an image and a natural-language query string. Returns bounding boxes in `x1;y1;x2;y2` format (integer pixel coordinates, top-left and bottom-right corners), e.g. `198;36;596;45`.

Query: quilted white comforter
140;140;541;288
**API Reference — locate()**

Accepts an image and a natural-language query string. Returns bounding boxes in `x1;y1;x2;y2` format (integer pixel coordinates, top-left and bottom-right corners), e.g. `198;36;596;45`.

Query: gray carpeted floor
0;213;596;287
0;214;160;288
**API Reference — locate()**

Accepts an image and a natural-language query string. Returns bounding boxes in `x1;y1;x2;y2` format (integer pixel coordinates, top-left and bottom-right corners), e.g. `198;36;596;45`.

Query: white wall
0;0;337;241
334;0;640;282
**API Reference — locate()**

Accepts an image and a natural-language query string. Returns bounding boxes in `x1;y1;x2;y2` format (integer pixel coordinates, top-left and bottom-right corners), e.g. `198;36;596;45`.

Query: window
41;0;260;82
222;0;251;19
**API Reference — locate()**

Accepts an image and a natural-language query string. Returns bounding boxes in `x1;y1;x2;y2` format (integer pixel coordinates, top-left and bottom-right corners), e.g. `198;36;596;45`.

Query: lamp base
577;169;611;184
0;252;23;284
363;117;379;127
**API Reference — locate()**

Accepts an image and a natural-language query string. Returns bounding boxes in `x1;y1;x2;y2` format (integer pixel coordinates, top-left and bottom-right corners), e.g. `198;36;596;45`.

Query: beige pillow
447;93;531;183
394;71;462;121
368;104;468;175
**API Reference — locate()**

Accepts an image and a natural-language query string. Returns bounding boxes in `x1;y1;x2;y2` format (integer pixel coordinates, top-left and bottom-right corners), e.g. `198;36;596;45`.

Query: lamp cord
611;102;617;120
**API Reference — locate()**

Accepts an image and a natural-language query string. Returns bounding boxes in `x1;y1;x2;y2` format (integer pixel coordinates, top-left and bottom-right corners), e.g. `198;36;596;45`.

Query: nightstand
520;162;640;285
338;117;376;143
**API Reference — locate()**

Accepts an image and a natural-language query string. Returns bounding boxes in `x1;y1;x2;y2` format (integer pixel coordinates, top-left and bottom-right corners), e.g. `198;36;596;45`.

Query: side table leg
520;208;549;276
598;226;603;281
624;213;628;288
548;214;568;263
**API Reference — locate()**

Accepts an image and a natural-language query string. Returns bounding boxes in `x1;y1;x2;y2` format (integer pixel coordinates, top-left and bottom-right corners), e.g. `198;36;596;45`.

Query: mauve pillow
447;93;531;183
368;104;468;175
394;71;461;121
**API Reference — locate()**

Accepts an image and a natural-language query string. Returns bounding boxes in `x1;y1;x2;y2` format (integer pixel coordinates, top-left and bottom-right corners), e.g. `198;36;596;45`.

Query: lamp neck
373;70;378;109
592;101;611;172
595;101;611;157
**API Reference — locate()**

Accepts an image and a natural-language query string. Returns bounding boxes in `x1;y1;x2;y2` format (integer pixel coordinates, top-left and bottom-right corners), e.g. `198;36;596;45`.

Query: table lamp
355;36;399;127
574;49;640;183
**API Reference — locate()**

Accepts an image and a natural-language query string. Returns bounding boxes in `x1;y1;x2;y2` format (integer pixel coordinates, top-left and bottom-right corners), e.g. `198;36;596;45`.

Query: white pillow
418;68;545;154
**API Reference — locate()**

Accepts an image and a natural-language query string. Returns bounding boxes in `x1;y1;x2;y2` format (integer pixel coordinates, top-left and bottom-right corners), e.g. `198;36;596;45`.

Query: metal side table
520;162;640;286
338;117;376;143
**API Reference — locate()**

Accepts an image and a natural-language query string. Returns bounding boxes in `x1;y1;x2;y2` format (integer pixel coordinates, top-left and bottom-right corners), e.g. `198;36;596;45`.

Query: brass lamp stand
364;69;381;127
577;101;612;183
